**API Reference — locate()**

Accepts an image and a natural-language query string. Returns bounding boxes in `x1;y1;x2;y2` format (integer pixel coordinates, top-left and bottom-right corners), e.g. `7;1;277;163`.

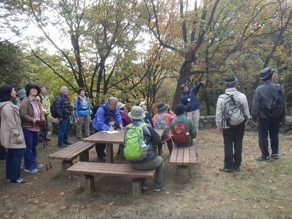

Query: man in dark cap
215;75;250;173
251;67;286;161
180;80;206;132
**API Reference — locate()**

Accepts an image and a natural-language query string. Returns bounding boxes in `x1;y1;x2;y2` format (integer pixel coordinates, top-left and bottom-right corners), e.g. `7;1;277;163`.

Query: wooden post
106;143;113;163
177;165;189;182
84;175;95;194
62;161;73;175
79;151;89;161
132;179;142;198
120;144;125;158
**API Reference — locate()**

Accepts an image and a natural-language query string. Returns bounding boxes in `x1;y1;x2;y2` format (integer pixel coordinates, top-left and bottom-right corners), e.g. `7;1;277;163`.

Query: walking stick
42;130;52;170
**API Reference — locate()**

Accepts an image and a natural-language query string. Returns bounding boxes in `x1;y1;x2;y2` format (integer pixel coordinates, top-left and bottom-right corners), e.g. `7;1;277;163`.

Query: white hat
138;100;146;107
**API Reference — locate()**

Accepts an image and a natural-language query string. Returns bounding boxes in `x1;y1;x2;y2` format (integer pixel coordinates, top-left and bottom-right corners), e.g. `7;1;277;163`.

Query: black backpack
91;103;107;120
261;84;285;118
50;100;58;118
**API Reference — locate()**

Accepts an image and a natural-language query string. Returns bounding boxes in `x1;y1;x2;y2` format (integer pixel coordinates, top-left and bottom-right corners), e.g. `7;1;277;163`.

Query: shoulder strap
161;113;167;120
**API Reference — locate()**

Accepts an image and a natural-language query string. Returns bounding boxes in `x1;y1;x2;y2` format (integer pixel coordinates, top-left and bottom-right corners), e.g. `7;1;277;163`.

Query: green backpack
124;123;148;161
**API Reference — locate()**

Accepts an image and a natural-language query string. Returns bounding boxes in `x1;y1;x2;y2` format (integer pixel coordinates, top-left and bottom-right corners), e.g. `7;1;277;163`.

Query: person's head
25;84;41;97
77;88;85;97
60;86;69;96
128;106;145;120
180;84;188;93
107;97;119;111
156;101;169;114
0;84;16;102
174;104;187;116
16;89;26;100
137;100;147;111
258;67;274;81
40;86;47;96
225;75;239;88
117;102;125;111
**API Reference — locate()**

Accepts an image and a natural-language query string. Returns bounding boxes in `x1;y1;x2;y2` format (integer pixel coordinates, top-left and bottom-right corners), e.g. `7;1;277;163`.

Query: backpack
155;113;168;138
172;117;190;144
50;100;58;118
91;103;106;120
223;93;247;127
261;84;285;118
124;123;148;161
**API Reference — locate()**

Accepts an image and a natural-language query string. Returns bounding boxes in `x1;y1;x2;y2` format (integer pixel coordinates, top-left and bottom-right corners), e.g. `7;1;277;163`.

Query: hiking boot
154;183;165;192
35;163;44;169
219;167;234;173
98;157;106;161
271;153;278;159
257;156;270;162
64;142;72;145
25;168;39;173
141;180;147;191
233;166;240;172
58;143;67;148
11;178;27;183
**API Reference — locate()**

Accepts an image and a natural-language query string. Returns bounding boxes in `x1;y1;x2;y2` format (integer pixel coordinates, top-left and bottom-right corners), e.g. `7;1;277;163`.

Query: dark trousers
6;149;24;181
157;139;173;154
23;128;39;170
258;118;280;158
94;130;106;158
39;115;49;141
223;122;245;169
58;118;70;144
0;144;6;160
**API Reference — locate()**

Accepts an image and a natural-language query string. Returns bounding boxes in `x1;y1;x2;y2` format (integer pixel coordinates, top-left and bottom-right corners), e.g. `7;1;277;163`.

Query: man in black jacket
55;86;73;148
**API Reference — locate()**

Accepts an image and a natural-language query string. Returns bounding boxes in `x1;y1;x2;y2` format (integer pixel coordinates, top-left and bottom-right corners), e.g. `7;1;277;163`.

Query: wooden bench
67;162;155;197
169;144;197;182
49;141;96;174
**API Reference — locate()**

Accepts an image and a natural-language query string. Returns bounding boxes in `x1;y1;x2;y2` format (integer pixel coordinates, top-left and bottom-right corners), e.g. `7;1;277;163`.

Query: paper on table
102;130;120;134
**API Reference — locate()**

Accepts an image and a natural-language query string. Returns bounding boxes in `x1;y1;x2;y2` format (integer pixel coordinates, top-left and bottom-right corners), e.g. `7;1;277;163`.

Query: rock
284;116;292;126
279;125;290;133
286;130;292;135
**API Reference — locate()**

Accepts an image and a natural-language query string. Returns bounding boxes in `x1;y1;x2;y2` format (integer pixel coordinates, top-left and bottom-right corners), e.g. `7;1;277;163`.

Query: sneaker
57;143;67;148
154;183;165;192
219;167;234;173
271;153;278;159
257;156;270;162
11;178;27;183
142;180;147;191
98;157;106;161
35;163;44;169
64;142;72;145
24;168;39;173
233;166;240;172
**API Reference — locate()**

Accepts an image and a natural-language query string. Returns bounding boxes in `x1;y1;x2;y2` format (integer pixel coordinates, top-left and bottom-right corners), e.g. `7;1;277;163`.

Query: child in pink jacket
152;102;176;155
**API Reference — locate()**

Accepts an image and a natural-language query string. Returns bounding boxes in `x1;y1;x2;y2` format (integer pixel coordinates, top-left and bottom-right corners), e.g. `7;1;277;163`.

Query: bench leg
106;143;113;163
62;161;73;175
79;151;89;161
132;179;142;198
84;175;95;194
177;165;189;182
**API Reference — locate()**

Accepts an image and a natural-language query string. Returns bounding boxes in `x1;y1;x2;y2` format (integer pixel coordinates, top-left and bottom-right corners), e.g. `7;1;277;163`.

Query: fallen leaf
231;198;238;201
2;195;9;199
60;206;67;210
34;200;39;204
178;198;183;201
111;213;119;218
278;206;284;209
8;211;12;214
185;188;190;192
108;202;115;206
215;173;220;176
96;207;104;211
252;204;257;209
60;192;65;196
165;192;170;194
4;214;10;219
208;206;212;209
265;206;270;209
198;207;205;210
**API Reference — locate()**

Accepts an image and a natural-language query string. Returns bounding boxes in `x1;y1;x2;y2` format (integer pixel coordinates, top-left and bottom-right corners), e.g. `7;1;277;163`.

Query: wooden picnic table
83;128;164;163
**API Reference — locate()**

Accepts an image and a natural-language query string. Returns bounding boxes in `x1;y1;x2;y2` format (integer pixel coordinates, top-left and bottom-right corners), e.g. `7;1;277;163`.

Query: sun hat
117;102;125;110
258;67;274;80
225;75;239;88
174;104;187;115
136;100;146;107
25;84;41;96
128;106;145;120
156;101;169;114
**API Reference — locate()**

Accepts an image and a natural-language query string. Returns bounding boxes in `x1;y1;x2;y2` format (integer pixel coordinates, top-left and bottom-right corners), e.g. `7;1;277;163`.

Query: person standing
251;67;286;161
37;86;51;142
215;75;250;173
92;97;123;161
180;80;206;131
137;100;153;127
20;84;46;173
54;86;73;148
74;88;91;139
15;89;26;107
0;85;26;183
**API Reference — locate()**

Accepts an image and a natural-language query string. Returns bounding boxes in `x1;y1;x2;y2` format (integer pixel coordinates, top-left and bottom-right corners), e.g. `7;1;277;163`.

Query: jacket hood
0;101;12;113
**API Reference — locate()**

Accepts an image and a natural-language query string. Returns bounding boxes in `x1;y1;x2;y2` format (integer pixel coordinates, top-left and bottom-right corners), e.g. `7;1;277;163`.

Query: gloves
37;120;46;127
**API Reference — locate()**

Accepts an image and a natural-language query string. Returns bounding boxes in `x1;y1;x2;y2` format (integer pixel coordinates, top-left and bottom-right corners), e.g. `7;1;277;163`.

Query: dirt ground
1;129;292;219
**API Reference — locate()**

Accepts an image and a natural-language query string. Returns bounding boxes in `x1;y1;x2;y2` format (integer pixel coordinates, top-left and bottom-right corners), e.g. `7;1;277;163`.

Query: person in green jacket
170;104;197;147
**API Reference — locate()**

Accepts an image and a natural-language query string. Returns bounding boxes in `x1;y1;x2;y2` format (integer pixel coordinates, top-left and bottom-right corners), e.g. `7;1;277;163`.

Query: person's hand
119;124;124;130
218;127;223;134
201;80;207;84
76;117;79;121
108;127;115;131
59;118;63;121
253;121;258;126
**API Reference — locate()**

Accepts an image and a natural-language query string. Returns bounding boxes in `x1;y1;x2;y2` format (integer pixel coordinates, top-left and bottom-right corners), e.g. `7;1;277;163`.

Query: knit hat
117;102;125;110
128;106;145;120
25;84;41;96
156;101;169;114
16;89;26;99
258;67;274;80
225;75;239;88
174;104;186;115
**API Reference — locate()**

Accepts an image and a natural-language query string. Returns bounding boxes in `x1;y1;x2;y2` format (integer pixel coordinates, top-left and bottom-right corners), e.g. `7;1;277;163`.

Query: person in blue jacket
74;88;91;139
180;80;206;131
92;97;124;161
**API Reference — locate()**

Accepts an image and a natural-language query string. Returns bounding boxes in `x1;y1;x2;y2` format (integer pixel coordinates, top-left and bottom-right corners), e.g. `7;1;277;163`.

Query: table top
83;129;164;144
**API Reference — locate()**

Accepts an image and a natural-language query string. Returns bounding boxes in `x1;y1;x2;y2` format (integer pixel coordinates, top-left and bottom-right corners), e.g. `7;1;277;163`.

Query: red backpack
172;117;190;144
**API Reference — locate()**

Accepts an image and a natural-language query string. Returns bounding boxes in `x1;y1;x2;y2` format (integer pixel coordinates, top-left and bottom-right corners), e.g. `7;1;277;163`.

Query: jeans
6;149;24;181
76;115;90;138
58;118;70;144
157;139;173;154
132;156;164;184
223;122;245;169
258;118;280;157
23;128;39;170
39;115;49;141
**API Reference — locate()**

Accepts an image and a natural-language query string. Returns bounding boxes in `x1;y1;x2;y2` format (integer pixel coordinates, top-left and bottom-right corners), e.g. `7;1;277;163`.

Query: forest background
1;0;292;116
